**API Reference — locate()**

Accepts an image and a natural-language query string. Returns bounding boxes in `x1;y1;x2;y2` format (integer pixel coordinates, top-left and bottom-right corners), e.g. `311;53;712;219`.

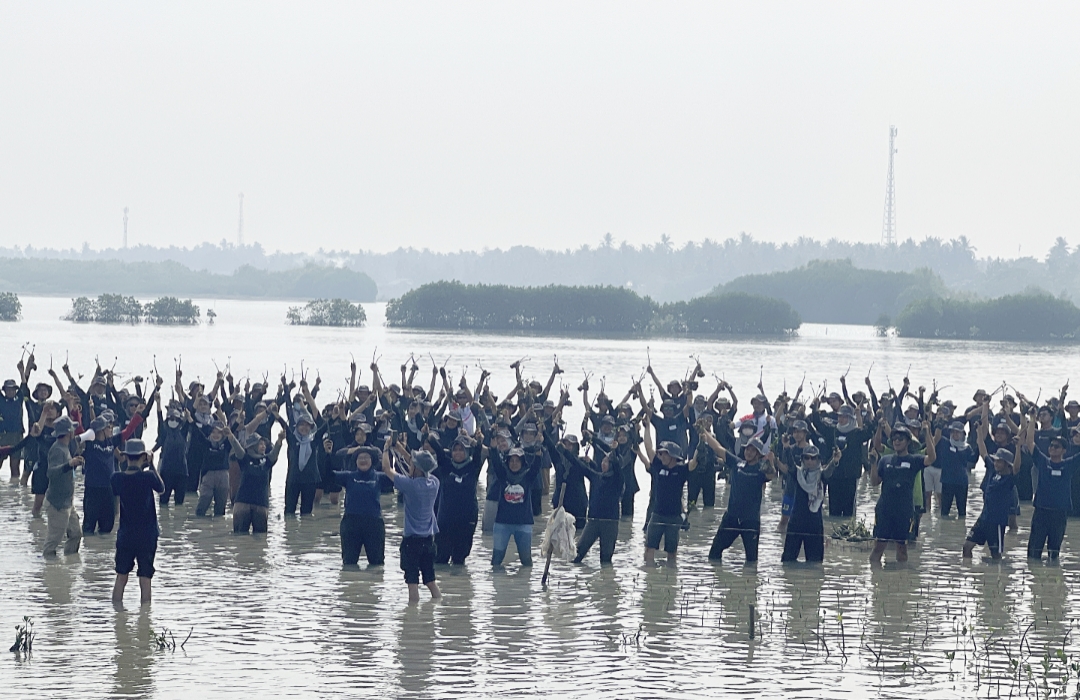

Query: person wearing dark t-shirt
233;431;284;534
573;449;624;565
964;446;1021;560
704;434;777;564
781;444;841;563
489;446;542;568
111;440;165;607
1023;420;1080;561
432;433;485;565
642;409;694;567
334;446;387;566
870;423;935;565
934;421;978;518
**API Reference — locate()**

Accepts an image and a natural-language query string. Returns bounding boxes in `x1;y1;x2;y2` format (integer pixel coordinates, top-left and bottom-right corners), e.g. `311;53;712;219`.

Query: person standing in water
869;423;935;565
43;415;84;558
382;437;441;603
111;440;165;606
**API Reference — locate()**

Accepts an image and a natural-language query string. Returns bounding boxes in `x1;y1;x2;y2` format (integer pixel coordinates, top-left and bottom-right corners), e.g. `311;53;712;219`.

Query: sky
1;2;1077;259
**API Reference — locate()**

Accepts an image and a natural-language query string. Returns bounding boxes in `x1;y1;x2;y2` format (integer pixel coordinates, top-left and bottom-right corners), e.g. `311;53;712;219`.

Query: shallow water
2;296;1080;698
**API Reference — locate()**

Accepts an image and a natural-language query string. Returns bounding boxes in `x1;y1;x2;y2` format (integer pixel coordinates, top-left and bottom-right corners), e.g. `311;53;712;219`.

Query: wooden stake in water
749;604;755;639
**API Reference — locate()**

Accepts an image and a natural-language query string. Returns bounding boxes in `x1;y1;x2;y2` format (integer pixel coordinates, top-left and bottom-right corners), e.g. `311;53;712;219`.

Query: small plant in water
10;616;34;654
152;627;192;652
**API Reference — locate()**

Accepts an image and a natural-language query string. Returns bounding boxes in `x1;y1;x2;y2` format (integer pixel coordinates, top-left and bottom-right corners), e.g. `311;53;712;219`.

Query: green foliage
65;294;143;324
0;291;21;321
387;282;655;332
145;297;201;325
65;295;201;325
713;259;946;324
286;299;367;327
387;281;799;335
874;313;892;337
652;293;801;334
0;259;376;301
895;293;1080;340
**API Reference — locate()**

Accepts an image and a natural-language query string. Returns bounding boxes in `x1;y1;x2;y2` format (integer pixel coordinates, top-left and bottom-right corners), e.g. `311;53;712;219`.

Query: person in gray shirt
44;416;84;558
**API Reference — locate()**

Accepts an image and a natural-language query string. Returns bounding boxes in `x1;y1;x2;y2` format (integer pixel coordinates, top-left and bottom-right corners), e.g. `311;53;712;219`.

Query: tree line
385;281;801;335
65;295;202;325
894;292;1080;341
0;258;376;302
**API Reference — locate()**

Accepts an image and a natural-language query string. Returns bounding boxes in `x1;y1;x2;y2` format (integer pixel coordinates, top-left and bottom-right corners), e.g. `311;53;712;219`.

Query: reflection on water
5;297;1080;697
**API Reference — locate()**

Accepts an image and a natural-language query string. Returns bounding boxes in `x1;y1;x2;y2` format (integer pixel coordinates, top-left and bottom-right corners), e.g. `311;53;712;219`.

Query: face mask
950;438;966;450
837;419;856;434
167;420;180;429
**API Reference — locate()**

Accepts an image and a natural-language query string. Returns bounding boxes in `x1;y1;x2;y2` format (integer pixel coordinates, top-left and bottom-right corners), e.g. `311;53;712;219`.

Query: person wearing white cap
43;415;84;558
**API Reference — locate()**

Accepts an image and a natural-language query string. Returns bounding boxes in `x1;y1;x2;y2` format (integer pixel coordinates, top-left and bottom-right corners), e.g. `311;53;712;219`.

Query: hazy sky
1;2;1077;258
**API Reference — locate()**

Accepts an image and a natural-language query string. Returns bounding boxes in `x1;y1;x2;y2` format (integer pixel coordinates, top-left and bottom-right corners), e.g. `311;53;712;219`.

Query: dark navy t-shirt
335;469;384;518
982;471;1015;525
876;453;927;517
649;456;689;517
111;470;164;546
1032;450;1080;512
934;439;977;485
722;453;768;521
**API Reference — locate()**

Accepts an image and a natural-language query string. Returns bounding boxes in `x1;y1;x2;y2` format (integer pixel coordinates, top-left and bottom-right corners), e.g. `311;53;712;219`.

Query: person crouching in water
382;437;441;602
334;446;387;568
111;440;165;606
870;423;935;566
705;435;776;565
781;444;841;564
233;431;285;535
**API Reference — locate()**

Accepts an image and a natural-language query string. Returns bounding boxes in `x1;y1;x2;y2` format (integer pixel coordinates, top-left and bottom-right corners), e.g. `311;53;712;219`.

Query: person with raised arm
641;402;693;567
964;406;1021;560
382;436;441;602
111;439;165;606
869;421;935;565
1023;398;1080;561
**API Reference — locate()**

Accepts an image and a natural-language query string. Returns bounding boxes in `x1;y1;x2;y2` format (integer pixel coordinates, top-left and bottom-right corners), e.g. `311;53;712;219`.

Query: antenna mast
238;193;244;245
123;207;129;248
881;125;897;246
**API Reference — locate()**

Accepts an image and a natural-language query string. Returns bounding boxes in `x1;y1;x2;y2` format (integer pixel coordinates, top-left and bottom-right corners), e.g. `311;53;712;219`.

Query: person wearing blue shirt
0;378;26;481
934;422;979;518
870;423;935;566
111;440;165;607
1023;413;1080;561
382;437;441;603
964;442;1021;561
641;407;695;568
703;434;777;565
334;445;387;567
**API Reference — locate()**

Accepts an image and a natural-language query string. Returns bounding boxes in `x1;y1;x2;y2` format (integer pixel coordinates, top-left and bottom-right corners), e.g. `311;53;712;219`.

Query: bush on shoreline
386;281;800;335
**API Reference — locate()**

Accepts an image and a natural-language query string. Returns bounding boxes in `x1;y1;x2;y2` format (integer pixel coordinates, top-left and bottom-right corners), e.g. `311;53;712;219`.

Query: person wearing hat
964;419;1021;560
933;421;978;518
641;403;693;567
1022;407;1080;561
186;394;216;494
280;377;326;516
518;421;551;517
687;413;719;510
154;405;192;506
0;377;25;481
191;411;245;517
333;445;388;565
382;437;442;602
43;415;85;557
777;419;815;534
781;443;841;563
703;432;776;564
810;399;874;519
572;443;625;565
488;443;544;569
234;429;285;534
546;431;589;530
111;439;165;606
646;391;691;454
27;399;62;517
869;421;935;565
80;412;136;535
432;431;485;565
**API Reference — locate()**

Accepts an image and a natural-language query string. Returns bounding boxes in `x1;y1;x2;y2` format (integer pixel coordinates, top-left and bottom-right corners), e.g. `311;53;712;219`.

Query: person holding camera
111;439;165;606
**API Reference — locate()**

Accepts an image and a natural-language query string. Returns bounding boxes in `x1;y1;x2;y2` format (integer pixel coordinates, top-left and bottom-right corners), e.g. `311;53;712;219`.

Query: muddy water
2;296;1080;698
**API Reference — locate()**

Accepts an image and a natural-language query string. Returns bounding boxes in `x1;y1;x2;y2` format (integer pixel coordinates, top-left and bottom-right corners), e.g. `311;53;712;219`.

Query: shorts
31;467;49;495
873;509;913;544
922;466;942;494
781;493;794;517
645;512;682;553
400;535;436;585
115;538;158;579
967;517;1006;556
0;431;23;448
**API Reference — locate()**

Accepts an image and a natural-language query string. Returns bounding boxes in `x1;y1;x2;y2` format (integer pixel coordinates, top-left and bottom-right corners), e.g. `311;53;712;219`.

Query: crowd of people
2;349;1078;606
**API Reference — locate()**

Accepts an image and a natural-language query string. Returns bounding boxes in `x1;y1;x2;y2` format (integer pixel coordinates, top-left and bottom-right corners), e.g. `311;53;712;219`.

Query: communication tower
881;126;897;246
